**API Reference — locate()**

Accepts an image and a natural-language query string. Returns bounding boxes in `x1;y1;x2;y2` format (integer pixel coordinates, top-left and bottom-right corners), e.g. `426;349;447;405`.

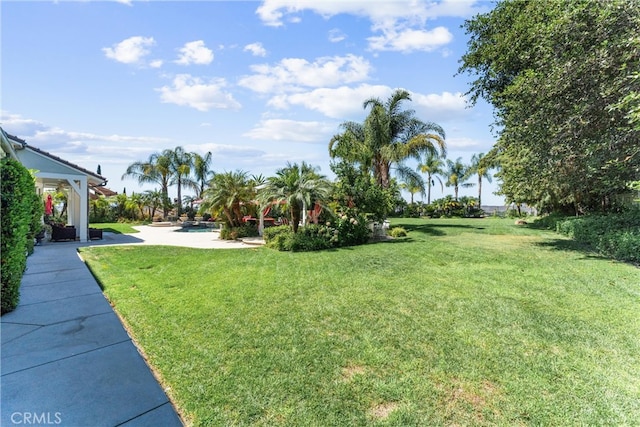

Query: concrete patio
1;227;262;426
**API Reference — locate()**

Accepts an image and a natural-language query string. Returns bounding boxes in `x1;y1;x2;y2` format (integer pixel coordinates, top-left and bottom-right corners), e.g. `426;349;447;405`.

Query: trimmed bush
535;207;640;264
389;227;408;238
1;158;42;314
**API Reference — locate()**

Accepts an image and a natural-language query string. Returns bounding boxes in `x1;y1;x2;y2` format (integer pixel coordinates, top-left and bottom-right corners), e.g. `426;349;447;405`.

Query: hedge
535;207;640;264
1;157;42;314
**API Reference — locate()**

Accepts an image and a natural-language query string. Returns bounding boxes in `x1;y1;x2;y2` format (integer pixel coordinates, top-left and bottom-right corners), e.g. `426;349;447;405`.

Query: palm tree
258;162;331;233
143;189;164;221
329;89;447;189
122;151;173;218
417;151;445;204
400;173;425;204
192;151;214;198
167;146;194;216
445;157;474;200
200;170;254;227
467;152;493;208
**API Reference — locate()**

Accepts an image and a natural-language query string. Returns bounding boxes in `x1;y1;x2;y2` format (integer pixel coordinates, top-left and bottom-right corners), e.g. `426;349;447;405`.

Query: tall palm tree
467;152;493;208
417;151;445;204
167;146;194;216
329;89;447;189
200;170;254;227
122;151;173;217
192;151;214;198
445;157;474;200
259;162;331;233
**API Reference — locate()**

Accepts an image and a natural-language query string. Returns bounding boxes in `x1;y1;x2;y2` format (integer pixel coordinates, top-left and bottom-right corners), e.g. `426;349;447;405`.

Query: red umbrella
45;194;53;216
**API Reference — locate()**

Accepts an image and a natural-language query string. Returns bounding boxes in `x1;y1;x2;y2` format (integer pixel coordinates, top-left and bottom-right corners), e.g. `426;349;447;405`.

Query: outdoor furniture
89;228;103;240
51;224;76;241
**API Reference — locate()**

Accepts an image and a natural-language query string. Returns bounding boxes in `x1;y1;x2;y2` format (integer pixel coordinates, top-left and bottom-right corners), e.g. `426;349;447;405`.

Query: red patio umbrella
45;194;53;216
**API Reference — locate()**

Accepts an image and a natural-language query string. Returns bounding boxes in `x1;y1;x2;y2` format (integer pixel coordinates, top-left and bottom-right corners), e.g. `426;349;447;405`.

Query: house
1;127;107;241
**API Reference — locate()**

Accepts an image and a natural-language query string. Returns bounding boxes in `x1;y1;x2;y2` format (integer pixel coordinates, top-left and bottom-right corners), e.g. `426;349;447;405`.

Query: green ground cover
89;222;141;234
79;218;640;426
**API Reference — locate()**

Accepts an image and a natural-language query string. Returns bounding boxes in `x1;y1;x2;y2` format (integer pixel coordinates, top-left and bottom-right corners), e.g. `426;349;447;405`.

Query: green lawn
79;218;640;426
88;222;142;234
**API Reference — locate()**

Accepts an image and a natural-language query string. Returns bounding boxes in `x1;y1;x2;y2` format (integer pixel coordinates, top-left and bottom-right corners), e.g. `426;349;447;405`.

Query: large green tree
329;89;446;189
459;0;640;213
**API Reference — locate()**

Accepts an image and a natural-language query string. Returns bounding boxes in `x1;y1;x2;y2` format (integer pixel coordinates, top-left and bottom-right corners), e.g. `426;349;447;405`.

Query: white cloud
267;84;392;119
445;136;481;149
255;1;487;52
328;28;346;43
149;59;164;68
244;42;267;57
367;26;453;52
411;92;467;114
0;111;48;136
267;87;470;122
156;74;241;112
102;36;155;65
238;54;372;94
243;119;335;142
175;40;214;65
256;0;485;27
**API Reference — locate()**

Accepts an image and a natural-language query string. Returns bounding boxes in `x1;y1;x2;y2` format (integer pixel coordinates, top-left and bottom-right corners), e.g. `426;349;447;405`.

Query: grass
79;218;640;426
88;222;142;234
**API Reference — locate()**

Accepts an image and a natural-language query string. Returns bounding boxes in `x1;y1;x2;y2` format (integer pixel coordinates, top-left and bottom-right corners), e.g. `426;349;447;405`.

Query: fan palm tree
122;151;173;218
445;157;474;200
467;152;493;208
329;89;446;189
417;151;445;204
258;162;331;233
200;170;254;227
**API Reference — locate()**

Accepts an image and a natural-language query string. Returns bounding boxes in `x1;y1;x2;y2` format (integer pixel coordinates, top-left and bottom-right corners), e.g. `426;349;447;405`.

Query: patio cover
1;128;107;242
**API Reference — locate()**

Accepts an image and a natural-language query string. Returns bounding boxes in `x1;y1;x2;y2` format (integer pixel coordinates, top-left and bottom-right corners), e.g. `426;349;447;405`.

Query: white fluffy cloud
244;42;267;57
255;1;486;52
367;26;453;52
238;54;372;94
411;91;468;120
156;74;241;111
243;119;335;142
267;84;391;119
175;40;214;65
103;36;156;65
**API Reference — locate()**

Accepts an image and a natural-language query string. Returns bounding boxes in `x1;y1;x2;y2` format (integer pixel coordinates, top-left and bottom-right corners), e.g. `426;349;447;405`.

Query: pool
174;223;219;232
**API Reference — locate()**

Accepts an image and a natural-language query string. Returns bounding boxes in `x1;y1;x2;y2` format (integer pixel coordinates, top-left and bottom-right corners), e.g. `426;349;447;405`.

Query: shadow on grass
394;222;485;237
534;238;610;262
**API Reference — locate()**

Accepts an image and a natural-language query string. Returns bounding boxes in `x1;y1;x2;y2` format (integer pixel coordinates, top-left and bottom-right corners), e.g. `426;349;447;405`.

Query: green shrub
333;210;371;247
1;158;42;314
220;223;259;240
389;227;408;238
541;207;640;264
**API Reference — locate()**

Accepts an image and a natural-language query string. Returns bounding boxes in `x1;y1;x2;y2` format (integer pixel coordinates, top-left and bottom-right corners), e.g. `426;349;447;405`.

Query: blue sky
1;0;504;205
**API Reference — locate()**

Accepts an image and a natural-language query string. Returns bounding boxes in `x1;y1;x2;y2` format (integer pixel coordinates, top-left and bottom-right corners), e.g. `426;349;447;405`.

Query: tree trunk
427;173;432;205
478;176;483;207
